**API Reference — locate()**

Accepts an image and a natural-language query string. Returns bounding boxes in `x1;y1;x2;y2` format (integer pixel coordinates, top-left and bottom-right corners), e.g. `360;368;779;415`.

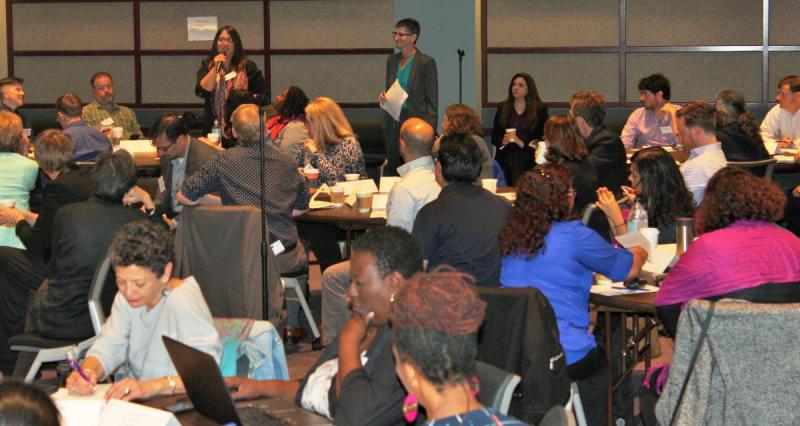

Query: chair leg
571;382;588;426
282;277;320;340
11;351;36;381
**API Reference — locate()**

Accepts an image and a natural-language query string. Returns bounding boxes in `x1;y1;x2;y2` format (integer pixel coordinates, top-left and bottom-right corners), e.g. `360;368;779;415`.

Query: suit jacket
585;124;628;196
384;49;438;128
158;138;219;217
19;165;93;263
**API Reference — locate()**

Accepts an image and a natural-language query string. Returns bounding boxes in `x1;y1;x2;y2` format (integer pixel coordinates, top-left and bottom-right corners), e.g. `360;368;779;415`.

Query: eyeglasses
392;31;413;38
151;138;173;153
217;37;234;44
567;189;577;198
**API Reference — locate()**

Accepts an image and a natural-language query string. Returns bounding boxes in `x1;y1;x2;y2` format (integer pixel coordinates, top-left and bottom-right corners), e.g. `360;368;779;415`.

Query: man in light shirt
676;102;727;206
760;75;800;155
620;74;680;149
82;72;142;140
319;118;441;346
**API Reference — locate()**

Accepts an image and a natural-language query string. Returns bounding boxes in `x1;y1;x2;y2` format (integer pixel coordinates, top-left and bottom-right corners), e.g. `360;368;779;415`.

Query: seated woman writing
66;220;221;401
226;226;423;426
499;164;648;426
391;268;527;425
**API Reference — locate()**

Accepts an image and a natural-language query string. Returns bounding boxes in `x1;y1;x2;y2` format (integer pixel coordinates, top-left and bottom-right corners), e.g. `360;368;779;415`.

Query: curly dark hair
630;147;695;228
351;226;423;279
699;167;786;233
715;90;764;150
108;220;174;277
500;164;573;258
278;86;310;117
544;114;587;162
0;380;60;426
443;104;483;137
391;267;486;389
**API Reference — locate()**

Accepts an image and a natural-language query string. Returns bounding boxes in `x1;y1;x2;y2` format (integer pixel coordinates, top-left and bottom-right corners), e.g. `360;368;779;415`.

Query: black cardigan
195;59;268;134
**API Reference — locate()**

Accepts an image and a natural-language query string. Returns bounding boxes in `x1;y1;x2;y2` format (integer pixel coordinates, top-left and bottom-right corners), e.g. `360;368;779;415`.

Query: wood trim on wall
7;0;388;109
481;0;794;109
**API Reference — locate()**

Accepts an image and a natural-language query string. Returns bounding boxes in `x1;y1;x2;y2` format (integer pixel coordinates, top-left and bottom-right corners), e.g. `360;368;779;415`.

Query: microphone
215;48;227;73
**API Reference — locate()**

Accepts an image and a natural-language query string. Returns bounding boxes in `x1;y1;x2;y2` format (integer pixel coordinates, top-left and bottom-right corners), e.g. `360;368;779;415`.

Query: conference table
144;394;332;425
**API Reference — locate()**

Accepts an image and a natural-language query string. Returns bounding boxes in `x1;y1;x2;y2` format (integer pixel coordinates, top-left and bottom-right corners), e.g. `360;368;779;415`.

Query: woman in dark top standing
543;115;598;216
596;147;695;243
491;72;549;186
196;25;267;137
714;90;770;163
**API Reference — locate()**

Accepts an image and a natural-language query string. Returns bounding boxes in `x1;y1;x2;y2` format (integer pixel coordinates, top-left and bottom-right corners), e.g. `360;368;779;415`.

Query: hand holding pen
65;352;97;395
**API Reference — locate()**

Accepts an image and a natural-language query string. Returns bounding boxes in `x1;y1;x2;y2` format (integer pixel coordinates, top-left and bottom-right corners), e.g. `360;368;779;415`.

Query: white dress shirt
759;104;800;154
680;142;727;206
386;156;441;232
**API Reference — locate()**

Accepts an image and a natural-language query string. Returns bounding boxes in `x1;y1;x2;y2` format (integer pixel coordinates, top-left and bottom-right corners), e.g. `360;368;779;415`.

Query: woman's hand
123;186;155;210
596;187;627;236
304;139;319;154
213;53;227;72
226;377;265;400
378;91;387;104
66;369;98;396
339;311;374;346
0;207;21;227
502;132;524;148
104;377;160;402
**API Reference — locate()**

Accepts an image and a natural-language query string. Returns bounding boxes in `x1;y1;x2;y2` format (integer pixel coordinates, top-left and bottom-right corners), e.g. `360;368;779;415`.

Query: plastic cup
345;173;360;182
304;167;320;194
356;191;373;212
207;133;220;146
331;186;346;207
0;199;15;208
640;227;660;252
481;178;498;194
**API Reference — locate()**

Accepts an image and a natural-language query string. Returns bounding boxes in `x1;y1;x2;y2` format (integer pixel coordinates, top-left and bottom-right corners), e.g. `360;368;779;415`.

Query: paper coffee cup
640;227;660;252
207;133;220;145
345;173;360;182
0;199;16;208
356;191;373;212
111;127;124;139
481;178;498;194
331;186;346;206
505;128;516;134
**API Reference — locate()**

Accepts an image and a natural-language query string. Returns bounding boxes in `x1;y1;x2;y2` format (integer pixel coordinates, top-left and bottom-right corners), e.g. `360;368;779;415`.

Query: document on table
591;280;659;296
614;233;677;274
53;385;178;426
380;79;408;121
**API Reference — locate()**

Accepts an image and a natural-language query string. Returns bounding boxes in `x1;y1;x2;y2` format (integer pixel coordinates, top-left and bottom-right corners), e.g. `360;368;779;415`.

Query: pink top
655;221;800;306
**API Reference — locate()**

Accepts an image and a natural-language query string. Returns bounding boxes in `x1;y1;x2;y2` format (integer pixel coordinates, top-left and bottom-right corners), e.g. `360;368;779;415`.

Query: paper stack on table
380;79;408;121
118;140;156;154
52;384;178;426
591;280;659;296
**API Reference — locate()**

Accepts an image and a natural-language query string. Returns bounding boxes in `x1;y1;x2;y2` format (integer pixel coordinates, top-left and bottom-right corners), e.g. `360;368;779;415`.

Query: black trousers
568;346;610;426
297;222;345;272
0;247;45;375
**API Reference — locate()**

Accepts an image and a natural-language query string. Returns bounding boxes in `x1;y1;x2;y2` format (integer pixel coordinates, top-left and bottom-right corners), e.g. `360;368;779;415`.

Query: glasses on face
217;37;234;44
151;138;173;153
392;31;413;38
566;189;577;198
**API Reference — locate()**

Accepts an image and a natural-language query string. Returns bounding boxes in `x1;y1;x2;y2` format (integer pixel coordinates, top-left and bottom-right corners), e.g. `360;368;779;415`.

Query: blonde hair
231;104;260;143
305;97;354;151
0;111;23;153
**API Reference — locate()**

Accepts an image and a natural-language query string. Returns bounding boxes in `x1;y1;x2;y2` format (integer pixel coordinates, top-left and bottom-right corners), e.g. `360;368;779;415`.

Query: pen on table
67;352;93;383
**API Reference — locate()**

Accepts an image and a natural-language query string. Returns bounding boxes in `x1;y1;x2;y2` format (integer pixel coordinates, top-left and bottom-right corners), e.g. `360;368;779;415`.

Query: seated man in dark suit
149;113;219;225
570;90;628;197
412;133;511;286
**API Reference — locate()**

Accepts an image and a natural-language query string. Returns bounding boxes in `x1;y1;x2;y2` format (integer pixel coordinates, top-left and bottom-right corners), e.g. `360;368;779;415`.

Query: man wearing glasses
83;71;143;140
379;18;438;177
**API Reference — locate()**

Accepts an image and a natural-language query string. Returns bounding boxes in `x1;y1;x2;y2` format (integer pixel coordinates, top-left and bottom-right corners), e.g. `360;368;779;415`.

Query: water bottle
627;199;648;233
212;119;222;139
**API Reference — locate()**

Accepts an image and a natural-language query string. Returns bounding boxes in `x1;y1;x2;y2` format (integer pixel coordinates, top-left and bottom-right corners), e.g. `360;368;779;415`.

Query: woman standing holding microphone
196;25;267;138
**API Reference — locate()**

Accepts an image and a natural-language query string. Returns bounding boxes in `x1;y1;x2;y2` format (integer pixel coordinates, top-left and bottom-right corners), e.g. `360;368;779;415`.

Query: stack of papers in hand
380;79;408;121
52;385;178;426
614;232;678;274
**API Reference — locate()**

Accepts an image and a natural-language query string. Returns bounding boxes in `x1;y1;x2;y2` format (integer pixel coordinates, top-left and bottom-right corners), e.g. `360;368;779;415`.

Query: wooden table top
590;290;658;314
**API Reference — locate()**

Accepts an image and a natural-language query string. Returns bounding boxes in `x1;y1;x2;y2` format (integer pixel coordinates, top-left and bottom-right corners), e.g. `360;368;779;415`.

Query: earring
390;293;396;303
402;393;418;422
470;375;479;398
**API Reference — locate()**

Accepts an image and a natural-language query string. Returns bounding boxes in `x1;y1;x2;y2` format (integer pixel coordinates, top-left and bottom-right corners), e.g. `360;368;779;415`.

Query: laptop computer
161;335;287;426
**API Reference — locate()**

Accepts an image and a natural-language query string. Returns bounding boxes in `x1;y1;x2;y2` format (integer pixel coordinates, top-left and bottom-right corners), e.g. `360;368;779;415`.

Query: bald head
399;118;435;161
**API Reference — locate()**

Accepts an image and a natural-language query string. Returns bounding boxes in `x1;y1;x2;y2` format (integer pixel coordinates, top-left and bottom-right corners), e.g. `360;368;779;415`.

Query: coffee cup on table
331;185;346;207
640;227;660;253
345;173;360;182
304;167;320;194
356;191;373;212
481;178;498;194
207;133;220;146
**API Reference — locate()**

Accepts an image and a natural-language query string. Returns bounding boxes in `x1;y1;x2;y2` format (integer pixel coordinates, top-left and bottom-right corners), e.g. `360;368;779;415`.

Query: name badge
224;71;237;82
271;240;286;256
660;126;673;135
157;176;166;194
101;117;114;126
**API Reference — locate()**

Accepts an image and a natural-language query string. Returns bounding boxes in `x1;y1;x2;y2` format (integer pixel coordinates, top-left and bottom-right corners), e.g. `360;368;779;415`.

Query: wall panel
14;56;135;104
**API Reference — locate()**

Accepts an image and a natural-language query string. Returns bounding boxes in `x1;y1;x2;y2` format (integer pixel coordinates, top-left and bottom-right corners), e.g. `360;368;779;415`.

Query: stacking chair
539;405;569;426
475;360;521;415
726;158;777;180
10;257;111;383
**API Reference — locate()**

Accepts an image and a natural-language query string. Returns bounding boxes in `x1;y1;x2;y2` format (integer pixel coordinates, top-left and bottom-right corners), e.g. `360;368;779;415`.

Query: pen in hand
67;352;93;384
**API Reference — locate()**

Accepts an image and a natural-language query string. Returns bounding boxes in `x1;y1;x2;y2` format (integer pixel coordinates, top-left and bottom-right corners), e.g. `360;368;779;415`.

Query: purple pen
66;352;92;383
